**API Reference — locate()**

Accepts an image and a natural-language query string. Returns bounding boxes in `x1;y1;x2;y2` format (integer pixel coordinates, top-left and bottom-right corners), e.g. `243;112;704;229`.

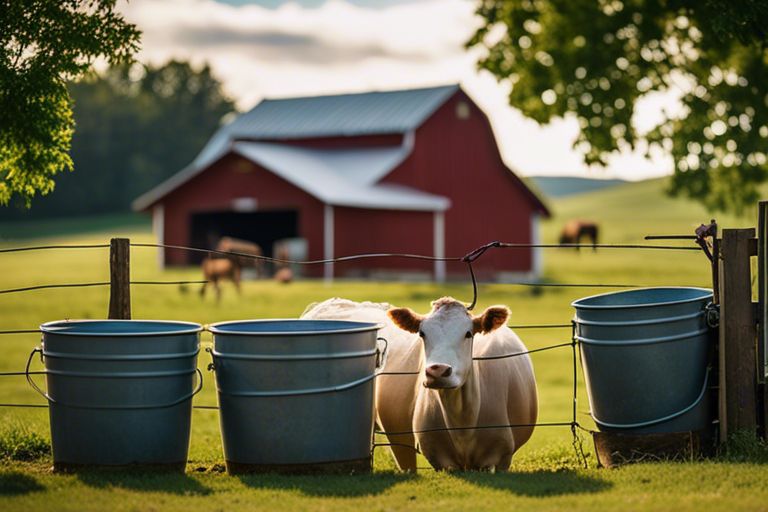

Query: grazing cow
274;267;293;283
559;220;599;250
200;257;241;302
216;237;264;276
301;297;538;472
273;244;293;283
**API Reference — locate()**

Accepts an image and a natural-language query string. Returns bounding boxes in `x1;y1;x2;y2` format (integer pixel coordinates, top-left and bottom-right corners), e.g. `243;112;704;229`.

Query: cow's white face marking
388;298;510;390
419;302;474;389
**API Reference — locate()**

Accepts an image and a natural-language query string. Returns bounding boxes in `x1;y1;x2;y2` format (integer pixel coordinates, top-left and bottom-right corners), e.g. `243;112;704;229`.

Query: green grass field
1;178;767;511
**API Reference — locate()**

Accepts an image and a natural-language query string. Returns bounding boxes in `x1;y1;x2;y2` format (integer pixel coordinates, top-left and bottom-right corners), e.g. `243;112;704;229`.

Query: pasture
1;178;767;511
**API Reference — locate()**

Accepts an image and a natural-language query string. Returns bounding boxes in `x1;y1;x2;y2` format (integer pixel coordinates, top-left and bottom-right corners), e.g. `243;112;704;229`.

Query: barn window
455;101;470;120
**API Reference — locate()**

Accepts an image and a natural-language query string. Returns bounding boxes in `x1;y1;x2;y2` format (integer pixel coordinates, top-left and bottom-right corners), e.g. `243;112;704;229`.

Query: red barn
133;84;549;281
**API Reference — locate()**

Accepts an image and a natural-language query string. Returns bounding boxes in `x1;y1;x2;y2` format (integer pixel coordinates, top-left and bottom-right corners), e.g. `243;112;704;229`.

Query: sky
117;0;679;181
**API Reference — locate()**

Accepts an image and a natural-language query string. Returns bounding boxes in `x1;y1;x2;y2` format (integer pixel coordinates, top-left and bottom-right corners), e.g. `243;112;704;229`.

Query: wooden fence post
108;238;131;320
758;201;768;438
718;228;757;443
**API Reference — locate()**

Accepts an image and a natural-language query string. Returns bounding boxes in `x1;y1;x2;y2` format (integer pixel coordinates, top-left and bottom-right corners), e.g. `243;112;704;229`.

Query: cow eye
465;331;473;339
419;331;425;339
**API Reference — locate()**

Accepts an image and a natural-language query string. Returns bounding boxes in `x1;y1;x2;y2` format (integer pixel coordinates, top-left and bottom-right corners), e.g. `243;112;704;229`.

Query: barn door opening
189;210;299;264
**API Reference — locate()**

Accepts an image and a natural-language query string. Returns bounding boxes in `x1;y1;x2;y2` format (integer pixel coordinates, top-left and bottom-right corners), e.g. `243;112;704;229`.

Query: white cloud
118;0;673;181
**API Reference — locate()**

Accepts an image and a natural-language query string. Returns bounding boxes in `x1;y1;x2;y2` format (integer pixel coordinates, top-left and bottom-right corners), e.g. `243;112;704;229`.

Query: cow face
389;298;509;389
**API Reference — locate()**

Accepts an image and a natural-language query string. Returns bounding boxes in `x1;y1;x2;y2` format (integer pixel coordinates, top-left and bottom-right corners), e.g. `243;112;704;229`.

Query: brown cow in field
200;257;241;302
200;237;264;301
302;297;538;472
216;237;264;276
559;220;599;250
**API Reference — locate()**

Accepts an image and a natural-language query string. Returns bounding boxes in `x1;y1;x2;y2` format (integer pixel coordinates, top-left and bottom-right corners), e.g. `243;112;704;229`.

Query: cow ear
388;307;423;333
472;306;509;334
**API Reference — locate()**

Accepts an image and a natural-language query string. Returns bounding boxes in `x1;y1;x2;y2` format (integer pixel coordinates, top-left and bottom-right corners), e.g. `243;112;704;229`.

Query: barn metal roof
232;84;458;138
132;141;450;212
187;84;459;173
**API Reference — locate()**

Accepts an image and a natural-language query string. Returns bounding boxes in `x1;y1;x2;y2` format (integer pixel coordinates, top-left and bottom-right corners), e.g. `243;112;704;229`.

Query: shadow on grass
77;471;212;496
0;471;45;496
237;471;415;497
456;469;612;497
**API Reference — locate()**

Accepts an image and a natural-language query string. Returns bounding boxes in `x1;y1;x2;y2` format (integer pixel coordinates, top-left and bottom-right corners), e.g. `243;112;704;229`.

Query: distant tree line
0;60;236;219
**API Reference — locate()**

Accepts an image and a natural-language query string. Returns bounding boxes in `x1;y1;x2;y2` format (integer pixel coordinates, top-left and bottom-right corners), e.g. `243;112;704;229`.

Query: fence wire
0;280;208;295
0;244;110;253
0;236;708;469
131;240;699;310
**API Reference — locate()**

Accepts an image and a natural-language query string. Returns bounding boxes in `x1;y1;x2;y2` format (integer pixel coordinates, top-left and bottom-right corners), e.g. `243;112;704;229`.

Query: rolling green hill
529;176;627;198
541;177;755;244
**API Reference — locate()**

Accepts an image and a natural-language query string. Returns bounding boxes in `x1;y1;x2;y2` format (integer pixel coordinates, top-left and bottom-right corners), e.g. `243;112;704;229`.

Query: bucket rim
40;319;203;337
208;318;382;336
571;286;713;311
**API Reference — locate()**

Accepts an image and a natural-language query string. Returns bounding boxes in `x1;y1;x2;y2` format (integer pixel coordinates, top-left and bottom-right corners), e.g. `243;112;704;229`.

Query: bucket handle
25;347;48;402
591;367;711;430
219;372;375;397
206;338;389;373
212;339;390;398
25;347;204;409
376;337;389;370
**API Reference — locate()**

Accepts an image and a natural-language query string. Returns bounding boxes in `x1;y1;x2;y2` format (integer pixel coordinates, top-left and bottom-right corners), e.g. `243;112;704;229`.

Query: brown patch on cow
472;306;510;334
388;308;424;333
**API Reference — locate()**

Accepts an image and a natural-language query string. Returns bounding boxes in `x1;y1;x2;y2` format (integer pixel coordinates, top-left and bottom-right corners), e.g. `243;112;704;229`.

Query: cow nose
426;363;452;378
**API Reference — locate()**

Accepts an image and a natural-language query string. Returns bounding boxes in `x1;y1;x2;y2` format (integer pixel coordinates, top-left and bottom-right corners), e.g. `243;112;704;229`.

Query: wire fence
0;238;703;308
0;236;708;467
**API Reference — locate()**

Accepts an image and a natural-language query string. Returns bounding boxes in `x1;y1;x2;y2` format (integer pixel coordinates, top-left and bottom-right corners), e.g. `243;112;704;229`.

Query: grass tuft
719;430;768;463
0;426;50;462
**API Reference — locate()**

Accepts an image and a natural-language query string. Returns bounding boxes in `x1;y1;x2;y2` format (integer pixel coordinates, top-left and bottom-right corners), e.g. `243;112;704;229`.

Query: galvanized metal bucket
28;320;202;470
208;319;386;474
572;287;715;434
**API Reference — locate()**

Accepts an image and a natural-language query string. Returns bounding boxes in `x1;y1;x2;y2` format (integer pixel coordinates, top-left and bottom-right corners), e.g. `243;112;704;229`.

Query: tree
0;0;140;207
0;60;237;218
468;0;768;214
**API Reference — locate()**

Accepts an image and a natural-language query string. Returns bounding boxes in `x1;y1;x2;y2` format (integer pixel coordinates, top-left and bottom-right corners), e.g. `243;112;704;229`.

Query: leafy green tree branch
0;0;140;206
468;0;768;214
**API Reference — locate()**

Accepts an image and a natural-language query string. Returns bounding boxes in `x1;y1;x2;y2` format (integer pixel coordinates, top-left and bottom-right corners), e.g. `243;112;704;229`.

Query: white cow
301;297;538;471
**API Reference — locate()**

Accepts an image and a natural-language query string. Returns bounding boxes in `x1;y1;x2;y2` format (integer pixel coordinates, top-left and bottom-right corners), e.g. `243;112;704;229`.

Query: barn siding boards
383;90;540;278
333;207;435;277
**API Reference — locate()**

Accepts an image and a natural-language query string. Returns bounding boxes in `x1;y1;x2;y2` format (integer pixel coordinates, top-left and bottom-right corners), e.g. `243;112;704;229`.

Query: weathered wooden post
108;238;131;320
758;201;768;438
718;228;757;442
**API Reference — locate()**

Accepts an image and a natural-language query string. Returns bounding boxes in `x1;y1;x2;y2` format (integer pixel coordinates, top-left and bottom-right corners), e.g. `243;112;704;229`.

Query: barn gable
134;84;550;281
134;84;547;216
